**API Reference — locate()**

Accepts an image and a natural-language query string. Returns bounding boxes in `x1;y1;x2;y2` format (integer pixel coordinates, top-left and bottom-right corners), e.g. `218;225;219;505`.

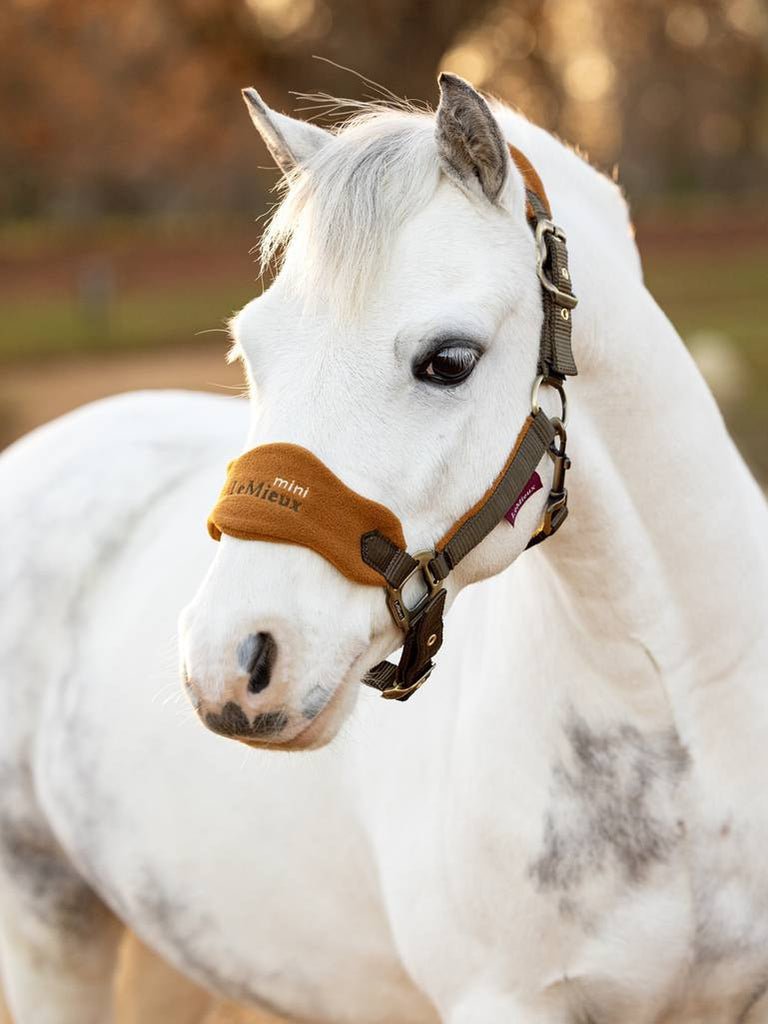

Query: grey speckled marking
530;713;690;897
204;701;288;739
737;977;768;1024
134;873;304;1019
301;684;332;721
0;814;115;940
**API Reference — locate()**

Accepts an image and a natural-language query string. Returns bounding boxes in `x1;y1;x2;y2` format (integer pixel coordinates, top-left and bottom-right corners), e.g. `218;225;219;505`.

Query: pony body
1;78;767;1024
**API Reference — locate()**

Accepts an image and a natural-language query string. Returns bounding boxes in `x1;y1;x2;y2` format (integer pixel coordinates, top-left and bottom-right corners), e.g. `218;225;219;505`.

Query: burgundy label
505;471;543;526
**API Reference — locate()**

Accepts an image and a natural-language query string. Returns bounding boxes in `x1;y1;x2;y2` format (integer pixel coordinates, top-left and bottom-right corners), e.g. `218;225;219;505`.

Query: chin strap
361;145;578;701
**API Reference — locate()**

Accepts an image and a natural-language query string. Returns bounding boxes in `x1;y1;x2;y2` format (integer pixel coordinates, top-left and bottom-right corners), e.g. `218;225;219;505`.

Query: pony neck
539;281;768;702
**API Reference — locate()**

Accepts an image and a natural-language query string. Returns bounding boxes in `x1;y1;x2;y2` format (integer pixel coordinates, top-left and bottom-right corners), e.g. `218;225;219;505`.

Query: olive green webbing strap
522;184;577;379
360;531;420;589
427;409;555;582
532;195;577;378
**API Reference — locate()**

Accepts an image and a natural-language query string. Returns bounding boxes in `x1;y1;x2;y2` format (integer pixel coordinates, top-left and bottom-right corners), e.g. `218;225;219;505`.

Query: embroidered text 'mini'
273;476;310;498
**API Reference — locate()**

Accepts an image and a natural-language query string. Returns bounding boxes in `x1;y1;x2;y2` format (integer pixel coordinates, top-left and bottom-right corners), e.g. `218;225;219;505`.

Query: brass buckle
542;489;569;533
381;662;434;701
385;550;443;632
527;490;569;549
534;219;578;310
526;417;571;549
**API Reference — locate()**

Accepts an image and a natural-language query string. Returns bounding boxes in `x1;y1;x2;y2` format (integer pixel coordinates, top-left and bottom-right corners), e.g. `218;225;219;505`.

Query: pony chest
525;713;768;1020
529;711;691;905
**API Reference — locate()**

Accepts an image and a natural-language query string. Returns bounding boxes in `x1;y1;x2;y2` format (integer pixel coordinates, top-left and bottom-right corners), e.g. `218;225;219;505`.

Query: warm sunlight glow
563;50;616;102
666;4;709;48
246;0;317;39
440;44;493;86
724;0;768;38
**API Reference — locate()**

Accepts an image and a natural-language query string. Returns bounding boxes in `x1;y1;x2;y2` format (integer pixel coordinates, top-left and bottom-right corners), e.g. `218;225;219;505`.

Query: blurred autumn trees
2;0;766;219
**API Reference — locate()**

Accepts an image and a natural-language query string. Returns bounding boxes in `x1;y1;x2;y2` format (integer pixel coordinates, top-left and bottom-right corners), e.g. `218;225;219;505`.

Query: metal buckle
526;416;571;550
531;374;568;425
543;489;568;531
385;550;443;632
526;489;569;549
534;219;578;310
381;662;434;701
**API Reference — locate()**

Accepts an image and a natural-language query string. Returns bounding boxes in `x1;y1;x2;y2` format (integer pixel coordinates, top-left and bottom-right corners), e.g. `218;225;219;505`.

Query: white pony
1;73;767;1024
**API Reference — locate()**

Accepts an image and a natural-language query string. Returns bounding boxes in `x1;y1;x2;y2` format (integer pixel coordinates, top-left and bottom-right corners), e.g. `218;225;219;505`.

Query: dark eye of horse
414;344;481;386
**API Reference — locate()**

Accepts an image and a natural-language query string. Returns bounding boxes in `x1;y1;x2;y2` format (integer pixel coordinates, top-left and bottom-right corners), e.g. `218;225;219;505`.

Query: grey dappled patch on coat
0;812;117;940
134;873;305;1020
530;712;690;897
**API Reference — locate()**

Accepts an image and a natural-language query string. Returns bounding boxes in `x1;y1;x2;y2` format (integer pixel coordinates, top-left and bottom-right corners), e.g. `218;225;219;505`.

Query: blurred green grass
1;240;764;359
0;218;765;478
643;247;768;480
0;286;251;360
644;252;765;361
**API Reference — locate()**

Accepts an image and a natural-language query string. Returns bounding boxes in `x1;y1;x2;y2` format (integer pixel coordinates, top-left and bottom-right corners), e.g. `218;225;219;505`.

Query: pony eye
415;344;481;386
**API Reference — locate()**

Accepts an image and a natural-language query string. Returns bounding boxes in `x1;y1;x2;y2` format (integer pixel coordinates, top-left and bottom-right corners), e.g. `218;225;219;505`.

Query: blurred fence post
77;256;116;344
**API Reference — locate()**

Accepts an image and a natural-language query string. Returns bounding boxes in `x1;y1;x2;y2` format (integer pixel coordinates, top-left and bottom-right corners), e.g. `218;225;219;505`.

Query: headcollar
208;145;577;701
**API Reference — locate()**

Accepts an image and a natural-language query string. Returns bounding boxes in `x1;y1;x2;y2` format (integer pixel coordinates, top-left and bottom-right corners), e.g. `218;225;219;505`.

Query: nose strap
208;443;408;588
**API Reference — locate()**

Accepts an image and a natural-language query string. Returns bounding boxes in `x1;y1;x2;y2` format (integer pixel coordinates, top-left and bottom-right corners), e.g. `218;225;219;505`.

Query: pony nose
239;632;277;693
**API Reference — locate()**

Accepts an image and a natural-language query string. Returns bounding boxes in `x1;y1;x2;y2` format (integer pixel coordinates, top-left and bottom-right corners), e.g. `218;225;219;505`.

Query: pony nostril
239;632;278;694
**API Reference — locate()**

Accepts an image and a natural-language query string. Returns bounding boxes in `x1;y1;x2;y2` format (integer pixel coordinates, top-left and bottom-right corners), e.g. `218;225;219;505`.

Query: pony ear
435;73;512;204
241;87;331;176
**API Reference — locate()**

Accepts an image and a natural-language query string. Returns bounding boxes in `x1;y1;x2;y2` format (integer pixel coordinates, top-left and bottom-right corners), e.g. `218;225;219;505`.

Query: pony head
179;75;555;749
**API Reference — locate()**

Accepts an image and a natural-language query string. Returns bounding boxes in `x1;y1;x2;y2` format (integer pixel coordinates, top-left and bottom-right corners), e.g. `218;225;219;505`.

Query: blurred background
0;4;766;1020
1;0;766;483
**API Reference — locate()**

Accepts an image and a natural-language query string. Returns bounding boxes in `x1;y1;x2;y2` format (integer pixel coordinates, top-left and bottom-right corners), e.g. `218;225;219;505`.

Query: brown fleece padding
207;443;406;587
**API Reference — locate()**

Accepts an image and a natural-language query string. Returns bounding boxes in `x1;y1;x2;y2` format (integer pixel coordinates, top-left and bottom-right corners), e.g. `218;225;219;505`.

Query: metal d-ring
531;375;568;426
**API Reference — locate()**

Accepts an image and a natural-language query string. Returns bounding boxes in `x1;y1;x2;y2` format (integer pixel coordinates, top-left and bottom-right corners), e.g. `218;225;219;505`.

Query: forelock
260;104;442;318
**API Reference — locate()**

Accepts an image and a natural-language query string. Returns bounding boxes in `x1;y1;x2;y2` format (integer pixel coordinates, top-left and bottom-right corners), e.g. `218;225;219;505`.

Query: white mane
260;106;441;314
259;97;638;314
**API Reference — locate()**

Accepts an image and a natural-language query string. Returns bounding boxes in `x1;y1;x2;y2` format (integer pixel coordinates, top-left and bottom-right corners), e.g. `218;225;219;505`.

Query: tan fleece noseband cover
207;444;407;587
